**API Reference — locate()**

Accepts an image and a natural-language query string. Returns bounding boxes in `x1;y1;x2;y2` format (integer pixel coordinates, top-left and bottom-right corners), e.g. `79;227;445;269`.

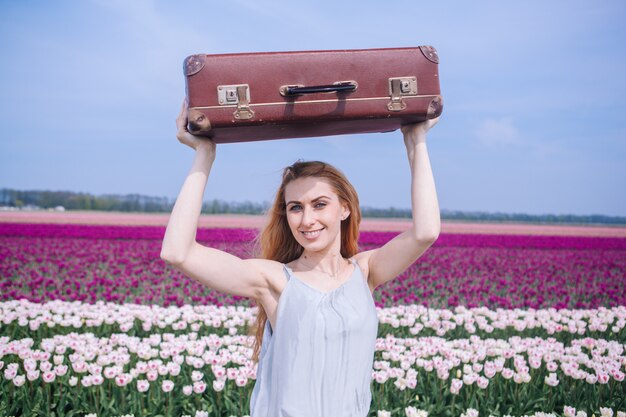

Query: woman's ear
341;205;350;221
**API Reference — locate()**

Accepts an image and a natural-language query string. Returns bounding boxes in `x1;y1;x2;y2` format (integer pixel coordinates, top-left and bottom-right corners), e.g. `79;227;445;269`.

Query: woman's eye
289;205;302;211
315;202;327;208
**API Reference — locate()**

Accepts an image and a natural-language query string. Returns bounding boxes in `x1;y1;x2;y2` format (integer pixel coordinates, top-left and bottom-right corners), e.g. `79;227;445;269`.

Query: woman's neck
297;251;349;278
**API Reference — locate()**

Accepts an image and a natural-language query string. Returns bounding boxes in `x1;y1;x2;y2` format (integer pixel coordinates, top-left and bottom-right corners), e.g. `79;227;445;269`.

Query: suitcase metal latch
387;77;417;112
217;84;255;120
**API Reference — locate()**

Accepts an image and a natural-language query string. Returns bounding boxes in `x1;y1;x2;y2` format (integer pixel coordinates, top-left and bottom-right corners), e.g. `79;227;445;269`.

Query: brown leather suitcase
183;46;443;143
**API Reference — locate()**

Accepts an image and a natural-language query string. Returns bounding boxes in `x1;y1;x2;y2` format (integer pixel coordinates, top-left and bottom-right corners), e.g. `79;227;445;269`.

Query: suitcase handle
280;81;357;96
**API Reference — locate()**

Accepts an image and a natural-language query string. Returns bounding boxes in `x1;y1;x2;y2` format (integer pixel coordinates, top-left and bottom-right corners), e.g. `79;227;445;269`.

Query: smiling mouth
300;228;324;238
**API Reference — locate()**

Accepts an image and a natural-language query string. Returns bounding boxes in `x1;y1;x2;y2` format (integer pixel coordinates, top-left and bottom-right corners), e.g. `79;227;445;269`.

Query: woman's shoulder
350;252;376;293
351;250;371;264
351;252;372;279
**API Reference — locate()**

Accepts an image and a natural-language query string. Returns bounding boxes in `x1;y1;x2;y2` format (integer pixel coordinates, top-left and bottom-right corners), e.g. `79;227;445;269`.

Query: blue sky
1;0;625;216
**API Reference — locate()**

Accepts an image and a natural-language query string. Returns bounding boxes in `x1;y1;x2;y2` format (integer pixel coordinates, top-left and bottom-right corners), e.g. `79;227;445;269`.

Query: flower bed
1;223;625;416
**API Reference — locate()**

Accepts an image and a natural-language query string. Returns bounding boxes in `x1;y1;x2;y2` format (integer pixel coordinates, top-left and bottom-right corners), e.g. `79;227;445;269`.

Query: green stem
382;382;385;410
46;383;51;415
451;390;456;415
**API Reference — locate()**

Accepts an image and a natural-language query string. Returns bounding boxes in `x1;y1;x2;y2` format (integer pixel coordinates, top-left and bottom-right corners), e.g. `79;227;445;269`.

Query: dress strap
282;264;291;281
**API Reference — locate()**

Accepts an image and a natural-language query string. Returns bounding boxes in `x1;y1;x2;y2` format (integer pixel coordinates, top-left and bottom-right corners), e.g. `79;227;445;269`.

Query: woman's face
284;177;350;253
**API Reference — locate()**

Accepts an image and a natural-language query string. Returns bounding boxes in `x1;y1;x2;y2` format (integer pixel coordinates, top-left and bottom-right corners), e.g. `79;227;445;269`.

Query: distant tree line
0;188;267;215
0;188;172;213
359;207;626;225
1;188;625;225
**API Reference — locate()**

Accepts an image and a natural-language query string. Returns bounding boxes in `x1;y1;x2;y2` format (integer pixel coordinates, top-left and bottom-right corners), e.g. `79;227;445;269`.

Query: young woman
161;101;441;417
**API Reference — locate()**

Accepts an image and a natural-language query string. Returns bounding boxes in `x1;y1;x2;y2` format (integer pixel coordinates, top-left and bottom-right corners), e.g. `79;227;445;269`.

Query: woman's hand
176;99;216;158
401;116;440;148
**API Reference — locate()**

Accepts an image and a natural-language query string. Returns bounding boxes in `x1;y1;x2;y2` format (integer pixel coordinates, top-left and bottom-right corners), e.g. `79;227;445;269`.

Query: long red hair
249;160;361;363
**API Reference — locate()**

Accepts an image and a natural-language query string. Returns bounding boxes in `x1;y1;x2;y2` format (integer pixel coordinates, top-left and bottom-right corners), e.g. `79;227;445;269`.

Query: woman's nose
301;205;315;225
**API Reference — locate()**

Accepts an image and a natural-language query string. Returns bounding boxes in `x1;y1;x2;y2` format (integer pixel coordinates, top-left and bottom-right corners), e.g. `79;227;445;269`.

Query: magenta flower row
1;223;625;250
1;223;624;309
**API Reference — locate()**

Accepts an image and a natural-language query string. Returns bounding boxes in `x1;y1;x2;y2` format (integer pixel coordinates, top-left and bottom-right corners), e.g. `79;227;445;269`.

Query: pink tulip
564;406;577;417
42;371;56;383
597;372;610;384
146;369;158;381
235;375;248;387
450;378;463;394
89;364;103;375
212;379;225;392
12;375;26;387
81;376;92;387
226;367;238;380
24;359;37;372
104;366;119;379
599;407;614;417
91;374;104;385
27;370;40;381
4;364;17;380
54;365;68;376
211;364;226;379
374;370;389;384
462;409;479;417
545;373;559;387
407;378;417;389
161;379;174;392
137;379;149;392
115;373;132;387
71;361;87;373
529;357;542;369
391;377;406;390
193;381;207;394
501;368;514;379
157;364;169;376
136;362;148;373
168;362;181;376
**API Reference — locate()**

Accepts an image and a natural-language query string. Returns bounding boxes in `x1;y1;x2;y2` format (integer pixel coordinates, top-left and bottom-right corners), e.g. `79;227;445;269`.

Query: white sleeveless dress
250;258;379;417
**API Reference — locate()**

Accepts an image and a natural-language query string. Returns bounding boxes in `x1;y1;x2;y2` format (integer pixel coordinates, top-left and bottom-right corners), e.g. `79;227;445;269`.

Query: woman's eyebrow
286;195;331;205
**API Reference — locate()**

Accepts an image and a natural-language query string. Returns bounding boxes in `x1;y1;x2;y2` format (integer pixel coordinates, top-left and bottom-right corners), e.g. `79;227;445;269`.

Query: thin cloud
474;117;565;158
474;117;522;146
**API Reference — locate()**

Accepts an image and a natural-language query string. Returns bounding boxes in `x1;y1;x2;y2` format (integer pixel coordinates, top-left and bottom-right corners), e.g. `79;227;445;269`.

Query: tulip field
1;221;625;417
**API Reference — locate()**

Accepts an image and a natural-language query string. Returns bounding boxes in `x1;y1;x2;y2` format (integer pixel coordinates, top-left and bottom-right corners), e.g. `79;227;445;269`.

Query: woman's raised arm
160;101;276;300
357;117;441;291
